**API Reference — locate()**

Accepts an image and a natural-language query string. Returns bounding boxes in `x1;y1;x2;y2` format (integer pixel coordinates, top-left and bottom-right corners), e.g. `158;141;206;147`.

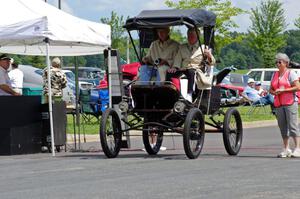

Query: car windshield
64;71;75;81
248;71;261;81
79;70;103;79
35;69;43;76
221;76;231;84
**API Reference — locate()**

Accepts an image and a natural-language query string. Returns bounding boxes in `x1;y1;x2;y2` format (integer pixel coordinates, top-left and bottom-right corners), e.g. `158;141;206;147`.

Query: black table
0;96;42;155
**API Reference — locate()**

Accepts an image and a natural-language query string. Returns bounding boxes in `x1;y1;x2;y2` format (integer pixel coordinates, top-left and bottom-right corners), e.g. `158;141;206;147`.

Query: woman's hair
275;53;290;63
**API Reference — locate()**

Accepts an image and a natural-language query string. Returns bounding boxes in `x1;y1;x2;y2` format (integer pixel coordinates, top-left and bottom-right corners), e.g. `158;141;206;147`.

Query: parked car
219;76;244;97
228;73;248;87
63;66;105;86
62;69;93;90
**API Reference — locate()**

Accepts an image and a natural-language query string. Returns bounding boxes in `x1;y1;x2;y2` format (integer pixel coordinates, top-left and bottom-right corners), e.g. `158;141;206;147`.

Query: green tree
170;28;186;43
20;56;46;68
219;34;262;69
249;0;286;68
283;30;300;62
84;55;105;69
62;56;87;68
295;15;300;29
100;11;128;61
165;0;245;55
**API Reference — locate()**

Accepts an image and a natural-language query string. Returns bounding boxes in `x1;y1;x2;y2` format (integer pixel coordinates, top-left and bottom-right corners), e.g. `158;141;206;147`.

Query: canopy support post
45;38;56;157
75;56;81;150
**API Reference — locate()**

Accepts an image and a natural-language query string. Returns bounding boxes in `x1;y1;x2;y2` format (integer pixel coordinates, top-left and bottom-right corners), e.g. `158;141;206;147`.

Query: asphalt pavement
1;123;300;199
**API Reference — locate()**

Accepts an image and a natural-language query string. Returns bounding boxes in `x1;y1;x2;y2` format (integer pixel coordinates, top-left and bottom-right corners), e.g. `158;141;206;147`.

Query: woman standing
270;53;300;158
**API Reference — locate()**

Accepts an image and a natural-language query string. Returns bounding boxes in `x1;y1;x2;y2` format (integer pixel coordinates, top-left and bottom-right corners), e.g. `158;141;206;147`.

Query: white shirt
0;66;12;96
8;68;24;88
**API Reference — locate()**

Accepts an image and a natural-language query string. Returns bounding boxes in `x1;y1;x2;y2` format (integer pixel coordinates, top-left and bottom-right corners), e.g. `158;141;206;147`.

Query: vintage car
100;9;243;159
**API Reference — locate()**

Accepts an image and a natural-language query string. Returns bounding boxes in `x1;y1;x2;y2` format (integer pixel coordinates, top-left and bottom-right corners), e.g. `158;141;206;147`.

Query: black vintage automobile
100;9;243;159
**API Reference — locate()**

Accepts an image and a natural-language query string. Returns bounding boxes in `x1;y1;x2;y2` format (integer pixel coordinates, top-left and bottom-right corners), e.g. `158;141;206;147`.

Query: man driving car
139;27;179;82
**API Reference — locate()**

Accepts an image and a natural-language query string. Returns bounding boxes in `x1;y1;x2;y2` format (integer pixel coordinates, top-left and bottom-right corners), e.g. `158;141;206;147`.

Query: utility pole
58;0;61;9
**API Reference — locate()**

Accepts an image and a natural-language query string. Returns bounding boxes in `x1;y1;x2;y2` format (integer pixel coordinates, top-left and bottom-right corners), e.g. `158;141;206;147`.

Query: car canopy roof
124;9;216;30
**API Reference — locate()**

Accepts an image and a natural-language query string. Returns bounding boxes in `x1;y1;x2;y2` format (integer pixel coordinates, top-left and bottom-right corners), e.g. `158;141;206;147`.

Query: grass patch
67;115;100;135
235;69;249;75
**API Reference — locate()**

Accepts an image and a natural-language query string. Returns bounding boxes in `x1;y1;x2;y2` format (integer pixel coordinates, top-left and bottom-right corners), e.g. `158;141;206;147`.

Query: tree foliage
248;0;286;68
219;33;262;69
100;11;139;63
100;11;128;60
165;0;245;55
295;15;300;29
283;30;300;63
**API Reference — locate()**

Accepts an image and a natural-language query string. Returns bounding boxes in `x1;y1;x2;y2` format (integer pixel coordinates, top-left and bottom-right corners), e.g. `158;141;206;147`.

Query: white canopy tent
0;0;111;156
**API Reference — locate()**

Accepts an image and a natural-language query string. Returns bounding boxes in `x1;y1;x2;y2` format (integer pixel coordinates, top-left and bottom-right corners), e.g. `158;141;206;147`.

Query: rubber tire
223;108;243;155
100;108;122;158
142;124;163;155
183;108;205;159
56;146;61;152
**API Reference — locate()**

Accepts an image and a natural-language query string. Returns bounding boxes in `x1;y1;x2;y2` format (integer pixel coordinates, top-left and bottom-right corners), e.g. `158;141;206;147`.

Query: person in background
0;54;20;96
242;78;273;105
270;53;300;158
166;28;215;102
254;81;266;96
8;62;24;95
42;57;67;103
139;27;179;82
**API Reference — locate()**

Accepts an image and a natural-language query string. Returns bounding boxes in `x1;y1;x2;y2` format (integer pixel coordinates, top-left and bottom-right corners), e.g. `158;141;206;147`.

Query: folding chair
241;94;267;115
79;89;101;124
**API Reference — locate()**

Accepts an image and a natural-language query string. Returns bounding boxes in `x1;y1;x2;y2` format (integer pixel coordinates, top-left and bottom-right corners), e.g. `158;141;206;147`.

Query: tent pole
45;38;56;156
75;56;81;150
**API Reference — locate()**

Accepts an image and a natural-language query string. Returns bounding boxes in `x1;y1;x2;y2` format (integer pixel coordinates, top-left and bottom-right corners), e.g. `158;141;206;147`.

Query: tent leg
75;56;81;150
45;39;56;157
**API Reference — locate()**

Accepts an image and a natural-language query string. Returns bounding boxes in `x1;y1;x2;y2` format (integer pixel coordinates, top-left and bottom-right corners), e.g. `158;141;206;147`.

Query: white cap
247;78;255;84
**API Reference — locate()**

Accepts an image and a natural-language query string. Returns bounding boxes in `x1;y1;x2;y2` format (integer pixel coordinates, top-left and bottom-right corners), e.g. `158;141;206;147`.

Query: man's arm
0;84;20;96
142;42;154;65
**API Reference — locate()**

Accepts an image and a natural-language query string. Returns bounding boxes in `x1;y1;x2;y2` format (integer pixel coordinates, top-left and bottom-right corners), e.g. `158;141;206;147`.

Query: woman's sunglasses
275;60;284;64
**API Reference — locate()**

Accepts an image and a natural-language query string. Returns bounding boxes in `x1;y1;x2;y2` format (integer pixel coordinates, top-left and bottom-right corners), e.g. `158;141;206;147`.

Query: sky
47;0;300;32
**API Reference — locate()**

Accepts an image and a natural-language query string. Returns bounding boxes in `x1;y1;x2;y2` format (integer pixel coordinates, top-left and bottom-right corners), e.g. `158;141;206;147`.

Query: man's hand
13;92;21;96
204;48;212;59
142;57;150;65
159;59;169;66
167;68;177;73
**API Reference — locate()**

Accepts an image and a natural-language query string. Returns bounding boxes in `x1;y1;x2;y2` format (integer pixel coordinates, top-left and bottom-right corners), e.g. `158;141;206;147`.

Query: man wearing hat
139;27;179;82
254;81;266;96
166;27;215;102
243;78;273;105
0;54;21;96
